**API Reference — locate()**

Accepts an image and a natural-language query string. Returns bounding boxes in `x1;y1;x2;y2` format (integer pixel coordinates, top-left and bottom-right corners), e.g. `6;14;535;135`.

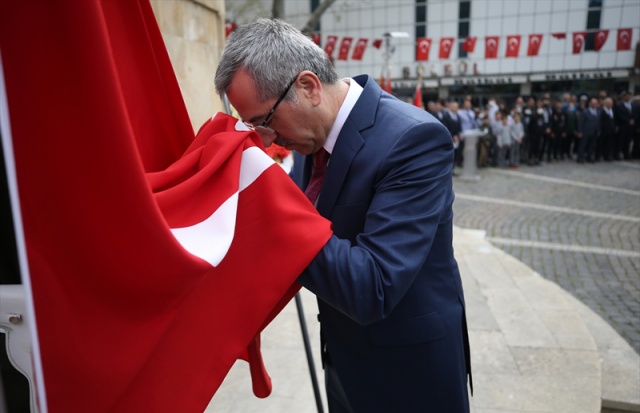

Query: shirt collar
323;78;363;154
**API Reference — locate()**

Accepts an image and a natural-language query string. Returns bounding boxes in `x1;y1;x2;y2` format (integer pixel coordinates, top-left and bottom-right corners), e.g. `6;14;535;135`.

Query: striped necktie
305;148;330;205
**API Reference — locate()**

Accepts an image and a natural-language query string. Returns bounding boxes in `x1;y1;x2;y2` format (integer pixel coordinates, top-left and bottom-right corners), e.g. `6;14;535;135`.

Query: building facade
236;0;640;105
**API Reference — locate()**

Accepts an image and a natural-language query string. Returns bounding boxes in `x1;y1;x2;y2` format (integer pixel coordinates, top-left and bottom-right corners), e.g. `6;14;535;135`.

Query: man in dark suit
215;19;471;413
615;91;635;159
600;97;617;161
578;97;601;163
443;101;464;167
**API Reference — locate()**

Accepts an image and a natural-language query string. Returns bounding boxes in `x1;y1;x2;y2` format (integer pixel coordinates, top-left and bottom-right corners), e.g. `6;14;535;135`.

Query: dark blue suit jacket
293;75;471;412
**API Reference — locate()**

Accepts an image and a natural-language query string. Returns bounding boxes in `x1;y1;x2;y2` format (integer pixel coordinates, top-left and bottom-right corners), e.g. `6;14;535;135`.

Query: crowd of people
426;90;640;170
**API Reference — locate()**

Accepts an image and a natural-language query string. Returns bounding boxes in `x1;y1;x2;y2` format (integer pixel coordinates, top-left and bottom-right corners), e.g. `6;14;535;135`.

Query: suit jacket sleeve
298;117;456;325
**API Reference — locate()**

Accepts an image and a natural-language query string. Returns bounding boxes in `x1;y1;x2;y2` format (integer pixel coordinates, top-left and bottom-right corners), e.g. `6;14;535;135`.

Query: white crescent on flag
508;37;519;50
419;38;430;53
170;146;274;267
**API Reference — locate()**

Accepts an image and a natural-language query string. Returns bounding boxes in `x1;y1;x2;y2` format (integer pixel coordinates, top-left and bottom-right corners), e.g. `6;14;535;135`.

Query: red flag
617;28;632;51
439;37;455;59
573;31;587;54
505;35;521;57
551;32;566;39
527;34;543;56
324;35;338;57
594;29;609;51
462;36;477;52
416;37;432;61
351;38;368;60
485;36;499;58
413;79;423;108
225;21;237;38
372;38;383;49
337;36;353;60
311;32;321;46
0;2;332;413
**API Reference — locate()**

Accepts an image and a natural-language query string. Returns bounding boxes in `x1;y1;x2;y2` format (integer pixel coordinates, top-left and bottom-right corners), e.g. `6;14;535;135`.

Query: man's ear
297;71;322;106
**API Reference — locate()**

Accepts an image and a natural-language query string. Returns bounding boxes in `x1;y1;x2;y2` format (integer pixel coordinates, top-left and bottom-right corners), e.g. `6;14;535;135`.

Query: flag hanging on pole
573;32;587;54
0;2;333;413
527;34;543;56
505;35;521;57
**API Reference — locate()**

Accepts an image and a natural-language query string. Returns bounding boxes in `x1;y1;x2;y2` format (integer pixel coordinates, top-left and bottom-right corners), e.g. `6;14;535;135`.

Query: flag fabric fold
485;36;499;58
338;37;353;60
439;37;455;59
527;34;543;56
0;1;333;413
594;29;609;51
351;38;368;60
416;37;432;61
617;28;632;51
462;36;477;53
573;31;587;54
506;35;521;57
324;35;338;58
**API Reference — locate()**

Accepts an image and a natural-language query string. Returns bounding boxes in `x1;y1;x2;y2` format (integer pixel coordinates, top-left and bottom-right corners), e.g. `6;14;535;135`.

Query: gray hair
214;18;339;102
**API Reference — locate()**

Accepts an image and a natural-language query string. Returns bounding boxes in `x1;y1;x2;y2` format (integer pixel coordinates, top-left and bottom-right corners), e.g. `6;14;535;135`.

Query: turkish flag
324;35;338;57
617;28;632;51
416;37;432;61
225;21;237;38
311;32;321;46
551;32;567;39
372;38;383;49
573;31;587;54
439;37;455;59
527;34;543;56
485;36;499;58
594;29;609;51
462;36;477;52
506;35;521;57
352;38;368;60
413;79;423;108
0;2;332;413
338;36;353;60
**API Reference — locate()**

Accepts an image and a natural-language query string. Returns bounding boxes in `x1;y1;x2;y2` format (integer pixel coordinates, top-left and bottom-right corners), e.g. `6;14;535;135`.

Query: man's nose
255;129;278;147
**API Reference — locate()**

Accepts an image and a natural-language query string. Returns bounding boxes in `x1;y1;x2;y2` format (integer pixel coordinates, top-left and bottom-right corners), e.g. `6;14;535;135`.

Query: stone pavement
452;160;640;356
205;225;640;413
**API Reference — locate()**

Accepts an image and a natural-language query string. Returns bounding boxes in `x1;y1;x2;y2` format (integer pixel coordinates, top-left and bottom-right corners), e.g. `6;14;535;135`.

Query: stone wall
150;0;226;132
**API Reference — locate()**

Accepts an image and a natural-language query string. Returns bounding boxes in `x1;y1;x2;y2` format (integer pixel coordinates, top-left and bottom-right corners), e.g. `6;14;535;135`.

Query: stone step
454;227;639;413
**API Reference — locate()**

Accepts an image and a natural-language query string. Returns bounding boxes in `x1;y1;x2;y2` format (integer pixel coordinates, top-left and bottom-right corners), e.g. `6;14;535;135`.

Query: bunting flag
0;2;332;413
594;29;609;51
527;34;543;56
485;36;499;58
462;36;477;52
225;21;237;38
617;28;632;50
506;35;521;57
551;32;567;39
416;37;432;61
439;37;455;59
372;38;383;49
573;31;587;54
413;77;423;108
324;35;338;57
337;36;353;60
311;32;321;46
351;38;368;60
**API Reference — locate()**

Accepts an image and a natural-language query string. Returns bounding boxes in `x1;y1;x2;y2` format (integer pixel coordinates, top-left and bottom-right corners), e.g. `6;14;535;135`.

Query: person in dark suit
578;97;601;163
442;101;464;167
614;91;635;159
215;18;471;413
600;97;617;161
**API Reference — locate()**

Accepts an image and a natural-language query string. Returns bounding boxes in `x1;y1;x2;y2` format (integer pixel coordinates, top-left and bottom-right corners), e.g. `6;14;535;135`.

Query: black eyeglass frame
244;75;298;134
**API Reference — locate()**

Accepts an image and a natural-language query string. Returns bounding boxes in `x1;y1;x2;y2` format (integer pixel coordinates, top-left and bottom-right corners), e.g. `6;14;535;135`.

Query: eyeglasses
244;75;298;134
